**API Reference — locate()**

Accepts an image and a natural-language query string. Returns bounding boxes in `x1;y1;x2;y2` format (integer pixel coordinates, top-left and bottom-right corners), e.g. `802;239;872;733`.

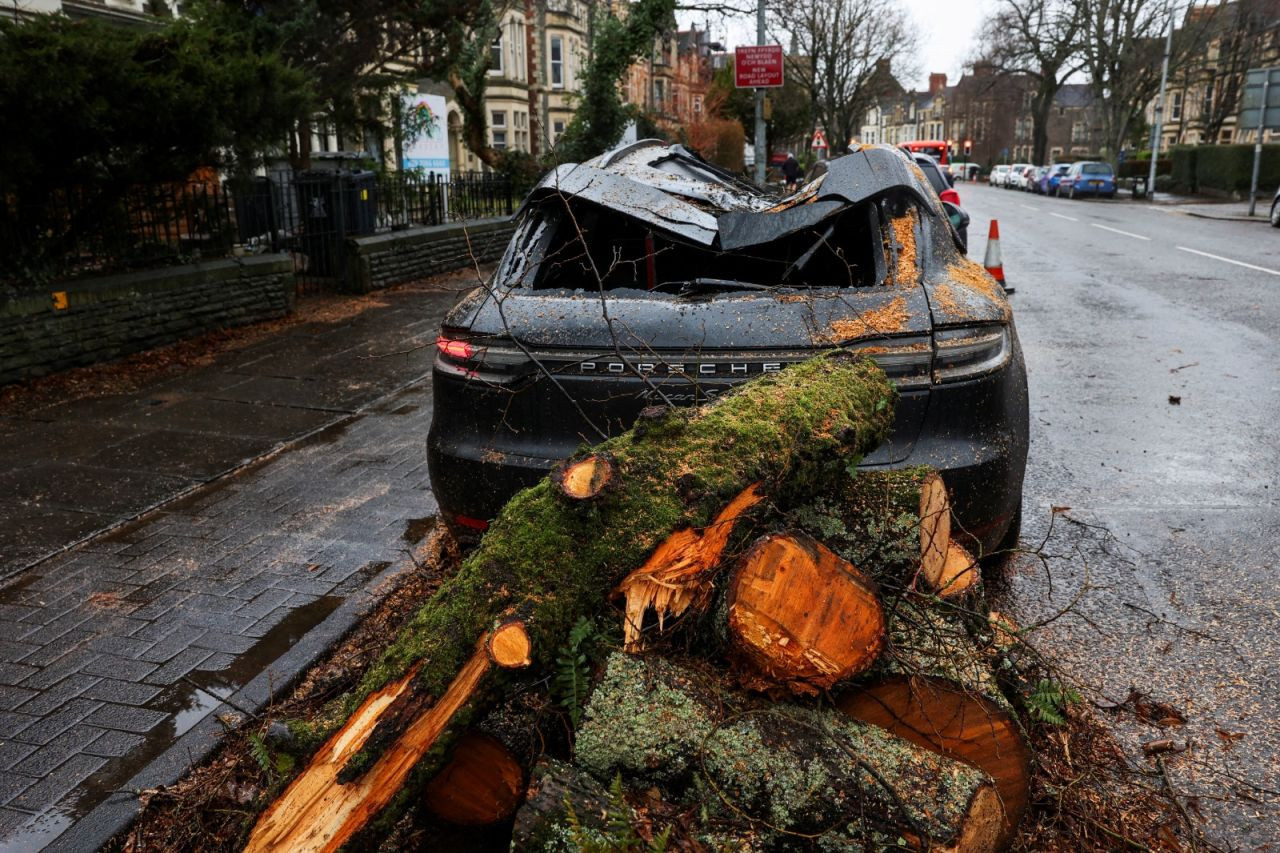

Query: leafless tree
1077;0;1209;161
770;0;917;155
978;0;1083;164
1191;0;1280;143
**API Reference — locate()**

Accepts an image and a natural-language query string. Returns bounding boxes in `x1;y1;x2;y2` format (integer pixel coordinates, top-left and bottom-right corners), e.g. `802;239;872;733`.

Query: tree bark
725;531;885;695
511;759;615;850
575;653;1004;851
245;356;897;852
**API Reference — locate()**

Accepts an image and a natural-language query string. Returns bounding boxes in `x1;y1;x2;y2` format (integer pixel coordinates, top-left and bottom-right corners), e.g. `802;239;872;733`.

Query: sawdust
817;296;910;344
931;281;962;315
946;258;1008;305
889;210;919;286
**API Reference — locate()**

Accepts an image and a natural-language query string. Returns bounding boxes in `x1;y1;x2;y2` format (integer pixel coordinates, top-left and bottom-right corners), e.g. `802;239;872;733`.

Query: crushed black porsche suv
427;141;1028;556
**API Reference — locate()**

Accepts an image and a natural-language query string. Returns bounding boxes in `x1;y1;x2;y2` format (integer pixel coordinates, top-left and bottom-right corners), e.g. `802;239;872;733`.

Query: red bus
899;140;949;165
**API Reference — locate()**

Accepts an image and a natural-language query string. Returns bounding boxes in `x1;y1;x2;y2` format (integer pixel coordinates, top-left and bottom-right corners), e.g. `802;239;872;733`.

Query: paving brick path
0;282;462;849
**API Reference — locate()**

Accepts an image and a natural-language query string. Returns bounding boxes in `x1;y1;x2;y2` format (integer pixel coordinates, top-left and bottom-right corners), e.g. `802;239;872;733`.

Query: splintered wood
727;532;885;694
245;644;491;853
614;482;764;650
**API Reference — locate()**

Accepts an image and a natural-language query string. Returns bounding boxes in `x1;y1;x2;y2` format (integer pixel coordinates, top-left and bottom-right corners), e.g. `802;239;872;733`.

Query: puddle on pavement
402;516;437;544
14;595;342;849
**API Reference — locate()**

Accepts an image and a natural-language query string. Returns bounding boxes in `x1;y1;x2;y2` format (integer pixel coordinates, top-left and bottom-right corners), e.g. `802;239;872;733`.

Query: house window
553;119;565;140
693;95;703;114
654;79;665;105
1170;91;1182;121
550;36;564;88
1203;73;1215;117
491;110;507;150
1071;121;1086;143
490;36;503;74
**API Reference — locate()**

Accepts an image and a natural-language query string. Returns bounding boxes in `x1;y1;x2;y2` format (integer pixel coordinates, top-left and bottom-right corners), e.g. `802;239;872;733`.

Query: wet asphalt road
961;183;1280;845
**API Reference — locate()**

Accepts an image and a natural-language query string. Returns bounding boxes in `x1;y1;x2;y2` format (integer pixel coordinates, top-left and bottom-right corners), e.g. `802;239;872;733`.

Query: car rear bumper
427;344;1028;556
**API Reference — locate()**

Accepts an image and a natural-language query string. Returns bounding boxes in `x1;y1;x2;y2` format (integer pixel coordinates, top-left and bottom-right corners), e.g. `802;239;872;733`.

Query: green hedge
1177;144;1280;193
1119;159;1170;178
1171;146;1198;192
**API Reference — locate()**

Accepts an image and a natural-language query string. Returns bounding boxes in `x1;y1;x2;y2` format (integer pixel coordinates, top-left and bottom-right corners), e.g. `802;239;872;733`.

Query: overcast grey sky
677;0;996;91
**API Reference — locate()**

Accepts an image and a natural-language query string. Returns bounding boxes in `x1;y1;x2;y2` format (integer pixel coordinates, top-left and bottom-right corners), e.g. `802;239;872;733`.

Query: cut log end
487;622;533;669
918;472;952;588
727;532;885;694
836;675;1031;844
949;782;1006;853
424;733;524;826
554;454;615;500
935;541;979;598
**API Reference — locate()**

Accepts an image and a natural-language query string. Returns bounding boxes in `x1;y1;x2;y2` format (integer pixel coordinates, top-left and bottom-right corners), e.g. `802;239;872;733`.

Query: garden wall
0;254;294;386
346;217;516;293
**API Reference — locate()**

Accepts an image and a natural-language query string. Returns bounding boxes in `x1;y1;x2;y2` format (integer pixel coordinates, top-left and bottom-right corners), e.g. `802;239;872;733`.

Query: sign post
1241;67;1280;215
735;40;784;185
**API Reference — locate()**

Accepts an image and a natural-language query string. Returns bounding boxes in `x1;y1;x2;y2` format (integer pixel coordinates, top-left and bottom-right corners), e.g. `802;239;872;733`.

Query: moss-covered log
246;356;897;852
788;468;973;596
511;759;620;851
726;531;885;695
575;653;1004;851
837;598;1031;844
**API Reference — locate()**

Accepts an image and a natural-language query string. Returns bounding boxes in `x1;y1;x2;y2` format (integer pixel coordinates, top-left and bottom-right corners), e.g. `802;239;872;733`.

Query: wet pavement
0;277;469;849
963;184;1280;846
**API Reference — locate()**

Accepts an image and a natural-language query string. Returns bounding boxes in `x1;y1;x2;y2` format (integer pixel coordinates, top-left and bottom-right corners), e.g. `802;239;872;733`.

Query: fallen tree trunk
837;599;1031;844
726;531;885;695
574;653;1004;851
246;356;897;852
788;468;977;596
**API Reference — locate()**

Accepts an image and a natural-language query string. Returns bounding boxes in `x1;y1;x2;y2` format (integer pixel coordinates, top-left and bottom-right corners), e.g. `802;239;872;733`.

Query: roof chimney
929;73;947;95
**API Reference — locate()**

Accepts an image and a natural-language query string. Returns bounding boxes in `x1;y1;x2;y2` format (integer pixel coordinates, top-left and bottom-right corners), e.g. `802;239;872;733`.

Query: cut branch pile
246;355;1030;852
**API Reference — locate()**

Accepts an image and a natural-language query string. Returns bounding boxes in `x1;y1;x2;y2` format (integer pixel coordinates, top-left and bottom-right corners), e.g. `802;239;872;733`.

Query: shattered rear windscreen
520;199;886;291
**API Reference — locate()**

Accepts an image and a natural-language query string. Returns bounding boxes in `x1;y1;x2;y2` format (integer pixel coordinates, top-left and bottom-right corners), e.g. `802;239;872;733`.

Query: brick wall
0;254;294;386
347;217;516;293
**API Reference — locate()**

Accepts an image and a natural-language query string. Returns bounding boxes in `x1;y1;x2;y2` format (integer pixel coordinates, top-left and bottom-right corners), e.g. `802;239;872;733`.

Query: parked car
1271;186;1280;227
1057;161;1116;198
1028;166;1050;194
1021;166;1043;192
1005;164;1032;189
427;141;1029;560
989;164;1010;186
909;152;967;250
1040;163;1071;195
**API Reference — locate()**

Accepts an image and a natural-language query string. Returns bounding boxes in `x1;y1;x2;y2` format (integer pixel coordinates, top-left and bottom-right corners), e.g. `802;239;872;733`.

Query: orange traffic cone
983;220;1013;294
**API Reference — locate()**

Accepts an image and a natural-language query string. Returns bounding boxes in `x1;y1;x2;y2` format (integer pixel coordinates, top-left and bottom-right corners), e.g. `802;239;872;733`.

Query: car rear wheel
1271;199;1280;228
981;504;1022;570
1068;185;1077;199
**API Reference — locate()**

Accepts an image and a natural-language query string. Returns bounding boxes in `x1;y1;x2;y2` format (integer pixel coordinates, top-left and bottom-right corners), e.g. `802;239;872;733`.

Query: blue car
1039;163;1071;195
1057;161;1115;199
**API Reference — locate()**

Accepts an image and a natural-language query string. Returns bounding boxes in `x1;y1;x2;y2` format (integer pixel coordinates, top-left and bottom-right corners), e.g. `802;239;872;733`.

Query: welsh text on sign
735;45;784;88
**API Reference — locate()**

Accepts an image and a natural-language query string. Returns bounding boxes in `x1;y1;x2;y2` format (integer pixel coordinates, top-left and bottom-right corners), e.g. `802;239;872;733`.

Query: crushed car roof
522;141;936;249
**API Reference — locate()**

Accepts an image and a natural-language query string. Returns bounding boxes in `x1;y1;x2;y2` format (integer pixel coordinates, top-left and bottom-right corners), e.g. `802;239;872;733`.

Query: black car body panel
428;141;1028;553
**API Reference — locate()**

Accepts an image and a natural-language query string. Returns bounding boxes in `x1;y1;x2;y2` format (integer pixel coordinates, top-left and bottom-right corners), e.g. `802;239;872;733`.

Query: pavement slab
0;276;469;849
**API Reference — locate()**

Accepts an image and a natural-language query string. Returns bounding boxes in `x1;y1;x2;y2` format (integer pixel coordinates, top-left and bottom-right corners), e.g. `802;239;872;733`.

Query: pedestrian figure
781;152;803;193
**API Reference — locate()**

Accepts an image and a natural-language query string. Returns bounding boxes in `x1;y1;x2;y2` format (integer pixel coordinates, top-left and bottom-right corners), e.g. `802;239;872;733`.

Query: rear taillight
932;325;1010;383
434;330;531;385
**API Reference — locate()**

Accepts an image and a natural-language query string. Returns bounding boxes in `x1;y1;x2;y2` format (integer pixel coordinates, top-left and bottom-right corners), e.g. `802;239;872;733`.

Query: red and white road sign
810;129;828;150
734;45;784;88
